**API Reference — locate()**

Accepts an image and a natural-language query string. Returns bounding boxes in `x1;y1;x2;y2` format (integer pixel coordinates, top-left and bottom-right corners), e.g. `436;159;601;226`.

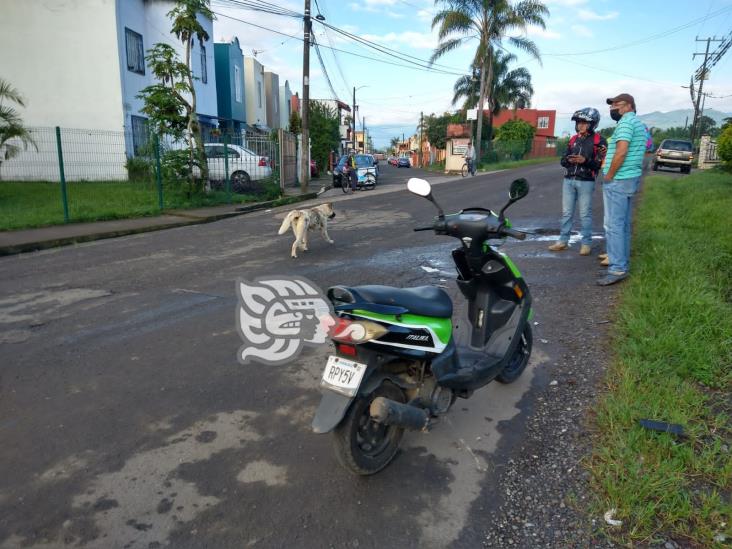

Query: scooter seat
344;285;453;318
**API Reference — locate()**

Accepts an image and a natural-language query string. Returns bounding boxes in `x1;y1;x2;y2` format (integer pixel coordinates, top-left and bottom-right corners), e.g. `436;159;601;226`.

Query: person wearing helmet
548;108;608;256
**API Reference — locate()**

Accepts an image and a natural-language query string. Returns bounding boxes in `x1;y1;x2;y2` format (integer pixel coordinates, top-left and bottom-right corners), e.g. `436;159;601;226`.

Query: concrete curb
0;191;319;257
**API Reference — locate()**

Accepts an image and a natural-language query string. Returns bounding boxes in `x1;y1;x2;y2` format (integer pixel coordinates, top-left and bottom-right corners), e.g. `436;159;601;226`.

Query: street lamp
353;85;369;152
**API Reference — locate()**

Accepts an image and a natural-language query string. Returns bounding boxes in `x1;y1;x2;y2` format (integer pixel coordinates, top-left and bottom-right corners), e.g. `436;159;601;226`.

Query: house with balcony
214;37;246;134
0;0;218;176
244;56;267;131
263;72;280;130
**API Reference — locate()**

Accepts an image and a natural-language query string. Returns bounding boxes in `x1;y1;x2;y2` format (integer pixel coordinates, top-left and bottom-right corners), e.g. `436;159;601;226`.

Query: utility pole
352;86;356;153
419;111;423;168
300;0;312;191
691;36;724;141
362;117;366;152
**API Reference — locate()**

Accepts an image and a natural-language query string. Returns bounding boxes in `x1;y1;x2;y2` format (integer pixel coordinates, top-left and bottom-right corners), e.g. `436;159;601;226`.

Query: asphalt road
0;162;660;548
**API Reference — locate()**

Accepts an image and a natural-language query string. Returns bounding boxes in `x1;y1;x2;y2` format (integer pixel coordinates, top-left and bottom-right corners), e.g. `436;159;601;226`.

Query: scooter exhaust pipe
370;397;430;431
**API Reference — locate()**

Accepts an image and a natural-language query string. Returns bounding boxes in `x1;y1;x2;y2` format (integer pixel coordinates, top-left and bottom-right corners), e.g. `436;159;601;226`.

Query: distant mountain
637;109;732;130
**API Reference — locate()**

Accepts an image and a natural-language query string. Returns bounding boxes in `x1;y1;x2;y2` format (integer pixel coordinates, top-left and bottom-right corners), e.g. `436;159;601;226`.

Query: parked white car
203;143;272;192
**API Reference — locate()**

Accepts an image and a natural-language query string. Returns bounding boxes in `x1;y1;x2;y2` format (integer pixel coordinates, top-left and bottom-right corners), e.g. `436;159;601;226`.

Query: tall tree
168;0;214;183
452;49;533;139
0;79;37;177
309;101;340;175
431;0;548;162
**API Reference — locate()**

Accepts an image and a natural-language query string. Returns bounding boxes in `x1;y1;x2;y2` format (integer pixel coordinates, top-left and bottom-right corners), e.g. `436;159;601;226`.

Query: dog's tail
277;211;300;235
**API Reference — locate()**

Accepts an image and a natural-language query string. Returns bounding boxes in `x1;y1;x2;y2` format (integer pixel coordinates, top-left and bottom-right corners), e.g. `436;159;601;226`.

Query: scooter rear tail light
330;318;388;344
337;343;357;356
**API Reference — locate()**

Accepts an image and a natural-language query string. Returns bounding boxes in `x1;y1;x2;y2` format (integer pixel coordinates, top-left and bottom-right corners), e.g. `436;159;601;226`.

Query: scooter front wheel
332;381;406;475
496;323;533;384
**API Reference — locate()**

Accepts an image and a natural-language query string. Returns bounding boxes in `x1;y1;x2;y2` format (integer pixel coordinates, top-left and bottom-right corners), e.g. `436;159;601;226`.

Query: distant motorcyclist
346;152;358;191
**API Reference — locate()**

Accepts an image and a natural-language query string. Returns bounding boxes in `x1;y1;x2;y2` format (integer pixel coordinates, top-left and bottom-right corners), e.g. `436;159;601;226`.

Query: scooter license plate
320;356;367;397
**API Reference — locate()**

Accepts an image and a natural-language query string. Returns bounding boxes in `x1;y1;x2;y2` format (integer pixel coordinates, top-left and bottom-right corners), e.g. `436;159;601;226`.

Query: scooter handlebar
501;227;527;240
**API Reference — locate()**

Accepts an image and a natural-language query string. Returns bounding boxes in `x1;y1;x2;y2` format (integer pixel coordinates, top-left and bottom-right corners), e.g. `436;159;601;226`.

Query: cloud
571;24;593;38
361;30;438;50
525;26;562;40
578;9;618;21
532;79;711;135
544;0;587;6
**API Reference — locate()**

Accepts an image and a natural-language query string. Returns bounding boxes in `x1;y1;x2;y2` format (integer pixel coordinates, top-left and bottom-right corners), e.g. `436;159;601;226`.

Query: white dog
277;203;336;258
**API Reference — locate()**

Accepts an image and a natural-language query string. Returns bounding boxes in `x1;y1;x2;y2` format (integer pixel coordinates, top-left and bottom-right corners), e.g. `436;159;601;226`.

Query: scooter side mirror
509;178;529;201
407;177;432;197
499;178;530;221
408;177;445;219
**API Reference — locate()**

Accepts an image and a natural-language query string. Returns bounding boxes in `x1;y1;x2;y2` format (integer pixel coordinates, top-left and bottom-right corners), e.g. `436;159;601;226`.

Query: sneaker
548;241;568;251
597;271;628;286
579;245;591;256
598;253;608;260
600;257;609;266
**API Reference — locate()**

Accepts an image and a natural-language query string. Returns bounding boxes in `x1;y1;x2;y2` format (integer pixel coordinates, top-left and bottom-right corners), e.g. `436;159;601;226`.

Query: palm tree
390;136;400;154
0;79;37;178
452;50;533;138
431;0;548;162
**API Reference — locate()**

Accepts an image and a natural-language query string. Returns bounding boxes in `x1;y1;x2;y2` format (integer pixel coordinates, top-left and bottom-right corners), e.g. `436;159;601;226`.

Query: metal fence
0;127;283;229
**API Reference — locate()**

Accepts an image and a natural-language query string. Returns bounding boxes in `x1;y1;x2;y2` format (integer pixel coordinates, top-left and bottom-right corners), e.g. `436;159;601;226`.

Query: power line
213;0;302;18
315;20;465;75
543;5;732;57
213;10;468;76
311;33;340;100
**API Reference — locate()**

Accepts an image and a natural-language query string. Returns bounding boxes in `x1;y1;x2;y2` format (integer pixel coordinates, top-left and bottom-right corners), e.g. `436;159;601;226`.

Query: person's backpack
568;132;603;176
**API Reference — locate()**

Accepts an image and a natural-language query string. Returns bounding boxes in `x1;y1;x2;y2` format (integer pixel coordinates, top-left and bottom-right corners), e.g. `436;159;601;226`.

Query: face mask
610;109;622;122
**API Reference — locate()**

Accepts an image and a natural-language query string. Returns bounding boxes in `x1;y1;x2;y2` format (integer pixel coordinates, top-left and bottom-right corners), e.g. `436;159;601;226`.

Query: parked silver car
203;143;273;192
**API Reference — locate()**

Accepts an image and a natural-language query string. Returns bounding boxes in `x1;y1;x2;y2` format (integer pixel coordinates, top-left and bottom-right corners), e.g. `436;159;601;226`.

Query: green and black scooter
313;177;533;475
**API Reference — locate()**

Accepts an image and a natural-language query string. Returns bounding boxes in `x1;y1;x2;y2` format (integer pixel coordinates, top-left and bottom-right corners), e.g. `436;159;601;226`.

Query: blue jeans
602;176;641;273
559;178;595;246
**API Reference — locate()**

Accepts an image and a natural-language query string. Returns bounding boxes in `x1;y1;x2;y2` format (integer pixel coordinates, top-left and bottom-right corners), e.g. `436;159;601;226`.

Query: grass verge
0;180;281;231
588;170;732;546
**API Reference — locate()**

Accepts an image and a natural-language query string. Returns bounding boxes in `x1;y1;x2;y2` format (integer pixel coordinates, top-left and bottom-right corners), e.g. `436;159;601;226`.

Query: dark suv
652;139;693;174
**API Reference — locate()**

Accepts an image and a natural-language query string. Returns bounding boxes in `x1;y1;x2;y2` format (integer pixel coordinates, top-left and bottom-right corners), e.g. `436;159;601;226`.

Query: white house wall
279;81;292;130
243;57;267;127
0;0;124;130
118;0;218;133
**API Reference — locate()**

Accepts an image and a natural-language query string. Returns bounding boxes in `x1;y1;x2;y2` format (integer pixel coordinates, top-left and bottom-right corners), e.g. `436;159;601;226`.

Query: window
200;42;207;84
546;137;557;148
234;65;242;102
537;116;550;129
125;28;145;74
130;115;149;156
257;81;262;108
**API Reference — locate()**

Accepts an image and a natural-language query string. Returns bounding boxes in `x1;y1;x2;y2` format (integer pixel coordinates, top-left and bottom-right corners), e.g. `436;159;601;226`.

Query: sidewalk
0;183;323;256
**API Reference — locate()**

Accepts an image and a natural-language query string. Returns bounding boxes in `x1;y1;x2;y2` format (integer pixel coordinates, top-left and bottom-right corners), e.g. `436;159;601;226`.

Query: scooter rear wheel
496;323;533;384
332;381;406;475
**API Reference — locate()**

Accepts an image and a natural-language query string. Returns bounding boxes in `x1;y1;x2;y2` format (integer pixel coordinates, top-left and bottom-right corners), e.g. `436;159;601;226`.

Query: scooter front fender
312;391;353;434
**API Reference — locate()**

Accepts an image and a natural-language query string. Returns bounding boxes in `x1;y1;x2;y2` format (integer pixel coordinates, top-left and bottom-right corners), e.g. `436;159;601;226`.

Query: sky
211;0;732;147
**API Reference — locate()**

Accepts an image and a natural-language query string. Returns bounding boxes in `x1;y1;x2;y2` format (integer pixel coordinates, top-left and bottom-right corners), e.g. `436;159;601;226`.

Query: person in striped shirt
597;93;646;286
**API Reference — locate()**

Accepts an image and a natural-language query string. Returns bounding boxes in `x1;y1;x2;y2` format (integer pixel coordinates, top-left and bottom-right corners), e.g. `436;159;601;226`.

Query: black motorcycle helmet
571;107;600;133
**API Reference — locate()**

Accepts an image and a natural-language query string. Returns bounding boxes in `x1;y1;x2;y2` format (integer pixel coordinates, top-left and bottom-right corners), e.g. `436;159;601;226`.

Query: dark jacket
560;132;608;181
